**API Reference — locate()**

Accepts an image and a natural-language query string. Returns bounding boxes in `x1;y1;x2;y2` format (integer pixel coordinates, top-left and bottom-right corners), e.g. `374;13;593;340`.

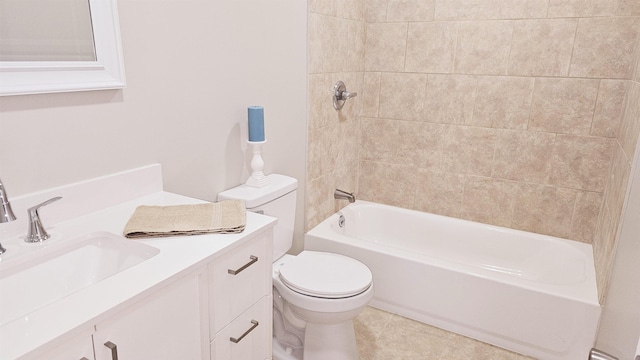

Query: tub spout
334;189;355;203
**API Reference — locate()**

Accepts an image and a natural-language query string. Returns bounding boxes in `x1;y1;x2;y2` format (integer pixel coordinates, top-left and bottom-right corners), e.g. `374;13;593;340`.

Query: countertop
0;190;276;359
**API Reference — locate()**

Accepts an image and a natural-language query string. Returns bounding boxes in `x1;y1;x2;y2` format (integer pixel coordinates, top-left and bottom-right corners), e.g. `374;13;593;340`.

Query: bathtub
304;201;601;360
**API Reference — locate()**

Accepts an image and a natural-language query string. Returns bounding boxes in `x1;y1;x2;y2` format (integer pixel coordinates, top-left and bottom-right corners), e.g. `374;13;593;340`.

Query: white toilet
218;174;373;360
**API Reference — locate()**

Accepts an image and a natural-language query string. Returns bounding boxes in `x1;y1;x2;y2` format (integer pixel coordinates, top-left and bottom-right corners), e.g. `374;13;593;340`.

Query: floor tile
354;307;535;360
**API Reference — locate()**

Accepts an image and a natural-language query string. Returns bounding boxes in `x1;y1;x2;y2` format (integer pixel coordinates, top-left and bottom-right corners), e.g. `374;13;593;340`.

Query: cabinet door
94;273;205;360
211;295;272;360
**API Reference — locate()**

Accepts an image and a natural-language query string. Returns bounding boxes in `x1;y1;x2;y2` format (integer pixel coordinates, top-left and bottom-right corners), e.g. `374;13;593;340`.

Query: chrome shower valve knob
333;80;358;110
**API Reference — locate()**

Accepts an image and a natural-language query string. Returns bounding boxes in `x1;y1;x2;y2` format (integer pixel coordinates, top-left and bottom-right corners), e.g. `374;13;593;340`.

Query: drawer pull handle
80;358;90;360
228;255;258;275
104;341;119;360
230;320;259;343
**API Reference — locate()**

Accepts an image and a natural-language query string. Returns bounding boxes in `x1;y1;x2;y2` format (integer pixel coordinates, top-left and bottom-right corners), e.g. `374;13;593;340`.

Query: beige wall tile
618;81;640;160
423;74;477;124
473;76;535;129
493;130;556;183
442;125;497;176
454;21;512;75
603;143;632;223
593;202;615;304
512;184;578;238
360;72;381;118
365;0;387;22
358;160;417;207
509;19;577;76
461;176;517;227
549;135;615;192
386;0;435;21
549;0;639;17
633;36;640;83
593;141;633;301
337;0;365;20
309;73;339;129
365;23;408;72
309;15;365;73
592;80;627;138
405;22;457;74
308;14;325;74
360;117;400;162
306;174;337;230
616;0;640;16
571;191;603;243
336;117;361;168
397;121;446;169
529;77;599;135
547;0;614;17
310;0;337;16
307;125;341;181
414;169;464;218
570;17;640;78
379;72;428;121
434;0;547;20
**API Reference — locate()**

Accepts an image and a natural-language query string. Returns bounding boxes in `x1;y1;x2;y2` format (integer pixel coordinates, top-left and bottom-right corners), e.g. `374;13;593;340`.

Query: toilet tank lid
217;174;298;209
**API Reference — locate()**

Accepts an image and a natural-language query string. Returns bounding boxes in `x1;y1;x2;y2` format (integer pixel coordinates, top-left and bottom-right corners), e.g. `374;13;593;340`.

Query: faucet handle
26;196;62;243
333;81;358;110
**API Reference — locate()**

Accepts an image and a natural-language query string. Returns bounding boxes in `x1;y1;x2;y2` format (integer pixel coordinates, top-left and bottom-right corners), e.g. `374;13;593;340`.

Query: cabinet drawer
211;295;272;360
209;234;271;334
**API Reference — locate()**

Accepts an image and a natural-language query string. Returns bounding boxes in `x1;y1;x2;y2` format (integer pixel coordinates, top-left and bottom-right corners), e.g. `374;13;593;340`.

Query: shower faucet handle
333;80;357;110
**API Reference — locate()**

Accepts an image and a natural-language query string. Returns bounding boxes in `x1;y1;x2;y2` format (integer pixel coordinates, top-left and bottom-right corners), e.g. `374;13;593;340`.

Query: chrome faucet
334;189;356;203
0;178;17;254
25;196;62;243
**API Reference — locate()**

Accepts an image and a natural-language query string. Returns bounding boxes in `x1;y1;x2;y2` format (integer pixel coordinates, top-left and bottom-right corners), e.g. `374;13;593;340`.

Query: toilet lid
278;251;372;299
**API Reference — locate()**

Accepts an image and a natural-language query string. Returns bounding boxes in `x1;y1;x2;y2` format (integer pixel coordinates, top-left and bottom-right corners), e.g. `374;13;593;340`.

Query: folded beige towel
123;200;246;239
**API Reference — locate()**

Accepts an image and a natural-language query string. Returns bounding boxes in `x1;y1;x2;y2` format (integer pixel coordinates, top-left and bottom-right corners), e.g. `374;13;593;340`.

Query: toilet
218;174;373;360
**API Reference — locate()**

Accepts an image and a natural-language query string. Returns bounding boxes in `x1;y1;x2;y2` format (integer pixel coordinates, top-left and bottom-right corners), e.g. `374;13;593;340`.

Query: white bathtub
304;201;601;360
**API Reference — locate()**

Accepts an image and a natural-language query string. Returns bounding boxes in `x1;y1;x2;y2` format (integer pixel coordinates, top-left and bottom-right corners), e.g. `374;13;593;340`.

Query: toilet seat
278;251;372;299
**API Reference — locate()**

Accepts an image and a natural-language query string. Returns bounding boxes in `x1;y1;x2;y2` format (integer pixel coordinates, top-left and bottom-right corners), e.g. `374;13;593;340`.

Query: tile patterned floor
354;306;535;360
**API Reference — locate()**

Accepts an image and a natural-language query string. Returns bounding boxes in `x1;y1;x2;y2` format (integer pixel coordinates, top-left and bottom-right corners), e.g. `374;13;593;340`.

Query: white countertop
0;190;276;359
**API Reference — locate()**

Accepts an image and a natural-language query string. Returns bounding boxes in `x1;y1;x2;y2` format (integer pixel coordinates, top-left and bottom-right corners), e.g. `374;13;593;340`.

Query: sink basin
0;232;159;326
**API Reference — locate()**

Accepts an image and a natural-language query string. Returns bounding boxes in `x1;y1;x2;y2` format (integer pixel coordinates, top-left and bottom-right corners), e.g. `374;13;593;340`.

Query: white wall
0;0;308;251
596;136;640;358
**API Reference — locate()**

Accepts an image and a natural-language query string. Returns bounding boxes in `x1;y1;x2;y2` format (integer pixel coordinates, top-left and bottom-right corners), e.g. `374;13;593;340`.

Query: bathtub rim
305;200;600;307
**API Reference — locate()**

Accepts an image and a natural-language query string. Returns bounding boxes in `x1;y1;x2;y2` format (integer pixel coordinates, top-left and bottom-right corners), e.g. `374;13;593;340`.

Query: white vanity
0;165;274;360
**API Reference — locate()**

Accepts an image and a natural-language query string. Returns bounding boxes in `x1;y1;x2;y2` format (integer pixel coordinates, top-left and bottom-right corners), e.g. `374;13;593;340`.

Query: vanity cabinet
27;273;204;360
93;272;205;360
208;231;273;360
21;230;273;360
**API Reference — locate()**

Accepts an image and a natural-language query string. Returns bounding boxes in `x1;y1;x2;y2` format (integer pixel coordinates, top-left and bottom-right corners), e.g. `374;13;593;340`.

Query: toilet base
303;320;359;360
272;337;302;360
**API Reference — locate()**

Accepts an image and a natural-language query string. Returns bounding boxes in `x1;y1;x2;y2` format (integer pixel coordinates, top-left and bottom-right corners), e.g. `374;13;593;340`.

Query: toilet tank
217;174;297;261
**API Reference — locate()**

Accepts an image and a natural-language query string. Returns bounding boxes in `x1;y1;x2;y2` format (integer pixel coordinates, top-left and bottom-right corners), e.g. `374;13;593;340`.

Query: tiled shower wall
307;0;365;227
307;0;640;303
593;35;640;303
